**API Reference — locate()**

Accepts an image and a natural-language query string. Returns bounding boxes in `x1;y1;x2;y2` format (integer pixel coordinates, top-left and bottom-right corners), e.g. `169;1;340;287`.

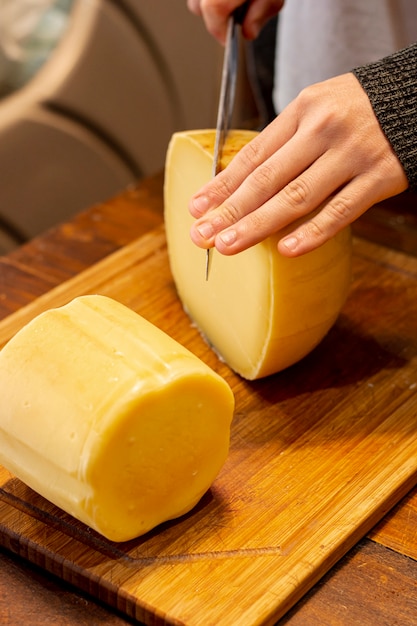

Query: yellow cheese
164;129;352;380
0;295;234;542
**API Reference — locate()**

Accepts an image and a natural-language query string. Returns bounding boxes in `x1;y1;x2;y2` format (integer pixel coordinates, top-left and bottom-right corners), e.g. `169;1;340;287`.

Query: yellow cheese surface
164;130;352;380
0;295;234;541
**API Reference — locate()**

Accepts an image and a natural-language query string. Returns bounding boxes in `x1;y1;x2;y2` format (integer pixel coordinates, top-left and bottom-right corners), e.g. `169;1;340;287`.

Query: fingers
277;167;407;257
189;129;407;257
189;113;327;250
187;0;203;15
189;109;298;218
195;0;247;43
241;0;285;40
190;146;347;253
278;193;359;257
188;71;409;259
187;0;284;43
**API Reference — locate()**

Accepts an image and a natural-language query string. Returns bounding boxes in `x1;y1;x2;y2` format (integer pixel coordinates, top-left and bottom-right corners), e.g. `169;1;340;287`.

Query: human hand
187;0;284;43
189;72;409;258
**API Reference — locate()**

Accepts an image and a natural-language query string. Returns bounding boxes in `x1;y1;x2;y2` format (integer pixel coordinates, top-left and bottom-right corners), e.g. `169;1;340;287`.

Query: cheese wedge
164;129;352;380
0;295;234;542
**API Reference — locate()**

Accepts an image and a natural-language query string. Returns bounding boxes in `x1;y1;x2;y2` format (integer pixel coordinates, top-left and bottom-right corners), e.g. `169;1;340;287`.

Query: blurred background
0;0;275;255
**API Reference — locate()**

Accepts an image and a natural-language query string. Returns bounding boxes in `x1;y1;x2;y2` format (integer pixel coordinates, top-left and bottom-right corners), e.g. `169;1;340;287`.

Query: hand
189;73;409;258
187;0;284;43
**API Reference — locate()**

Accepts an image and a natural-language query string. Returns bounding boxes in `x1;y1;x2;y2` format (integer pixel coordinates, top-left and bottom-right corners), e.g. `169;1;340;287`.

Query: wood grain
282;539;417;625
1;223;417;625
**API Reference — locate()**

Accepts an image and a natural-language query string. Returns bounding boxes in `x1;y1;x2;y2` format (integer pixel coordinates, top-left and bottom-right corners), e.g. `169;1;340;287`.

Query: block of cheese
164;129;352;380
0;295;234;542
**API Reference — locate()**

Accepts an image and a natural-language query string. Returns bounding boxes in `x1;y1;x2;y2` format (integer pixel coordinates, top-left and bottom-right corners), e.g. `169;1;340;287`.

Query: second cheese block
0;295;234;542
164;130;352;380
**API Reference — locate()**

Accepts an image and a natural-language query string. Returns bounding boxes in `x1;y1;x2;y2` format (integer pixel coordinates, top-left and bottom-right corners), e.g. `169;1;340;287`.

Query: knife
205;3;248;281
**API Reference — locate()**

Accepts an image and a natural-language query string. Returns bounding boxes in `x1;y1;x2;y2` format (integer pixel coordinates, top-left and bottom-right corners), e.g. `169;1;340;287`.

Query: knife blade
205;4;247;281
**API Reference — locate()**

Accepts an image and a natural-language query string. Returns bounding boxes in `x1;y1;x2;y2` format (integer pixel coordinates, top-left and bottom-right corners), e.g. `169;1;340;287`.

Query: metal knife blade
206;6;246;280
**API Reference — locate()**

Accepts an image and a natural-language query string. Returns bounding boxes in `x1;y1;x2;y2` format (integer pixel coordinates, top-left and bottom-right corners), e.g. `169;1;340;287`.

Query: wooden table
0;173;417;625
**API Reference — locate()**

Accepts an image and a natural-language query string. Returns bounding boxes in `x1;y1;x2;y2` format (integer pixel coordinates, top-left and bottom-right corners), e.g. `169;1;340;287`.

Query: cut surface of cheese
0;295;234;542
164;129;352;380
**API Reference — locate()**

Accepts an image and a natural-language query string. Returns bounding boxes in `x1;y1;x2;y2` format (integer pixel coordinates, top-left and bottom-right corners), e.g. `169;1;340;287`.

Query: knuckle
248;209;268;234
217;174;237;198
250;161;276;190
328;196;355;222
295;84;339;135
243;138;266;168
306;219;326;241
220;201;241;225
296;83;321;111
282;178;311;210
302;195;355;248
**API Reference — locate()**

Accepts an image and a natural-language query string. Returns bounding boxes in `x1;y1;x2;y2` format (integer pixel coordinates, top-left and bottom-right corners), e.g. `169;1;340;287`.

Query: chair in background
0;0;225;252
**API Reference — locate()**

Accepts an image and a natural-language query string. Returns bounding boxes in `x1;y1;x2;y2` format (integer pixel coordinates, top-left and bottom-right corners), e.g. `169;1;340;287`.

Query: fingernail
196;221;214;240
219;229;237;246
190;195;210;217
281;236;298;252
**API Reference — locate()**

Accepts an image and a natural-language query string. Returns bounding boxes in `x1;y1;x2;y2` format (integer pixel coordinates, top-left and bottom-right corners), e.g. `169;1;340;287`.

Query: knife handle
233;1;249;25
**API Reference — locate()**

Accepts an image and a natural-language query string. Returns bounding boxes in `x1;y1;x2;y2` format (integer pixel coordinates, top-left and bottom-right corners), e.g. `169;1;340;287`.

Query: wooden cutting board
1;224;417;626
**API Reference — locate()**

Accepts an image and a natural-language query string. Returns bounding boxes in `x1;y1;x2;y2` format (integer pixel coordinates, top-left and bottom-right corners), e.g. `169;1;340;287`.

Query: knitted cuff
352;43;417;191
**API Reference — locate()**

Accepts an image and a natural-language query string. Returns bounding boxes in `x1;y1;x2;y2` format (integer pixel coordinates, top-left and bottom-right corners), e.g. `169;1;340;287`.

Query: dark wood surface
0;175;417;625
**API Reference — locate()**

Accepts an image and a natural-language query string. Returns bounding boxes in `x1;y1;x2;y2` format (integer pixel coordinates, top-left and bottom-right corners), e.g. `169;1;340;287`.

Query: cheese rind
164;129;352;380
0;295;234;541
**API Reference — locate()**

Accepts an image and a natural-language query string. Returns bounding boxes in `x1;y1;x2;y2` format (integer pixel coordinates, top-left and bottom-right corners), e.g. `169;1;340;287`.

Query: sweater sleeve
352;43;417;191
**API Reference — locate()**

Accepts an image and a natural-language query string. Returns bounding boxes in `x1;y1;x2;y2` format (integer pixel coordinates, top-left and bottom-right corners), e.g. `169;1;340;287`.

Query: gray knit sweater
353;42;417;191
